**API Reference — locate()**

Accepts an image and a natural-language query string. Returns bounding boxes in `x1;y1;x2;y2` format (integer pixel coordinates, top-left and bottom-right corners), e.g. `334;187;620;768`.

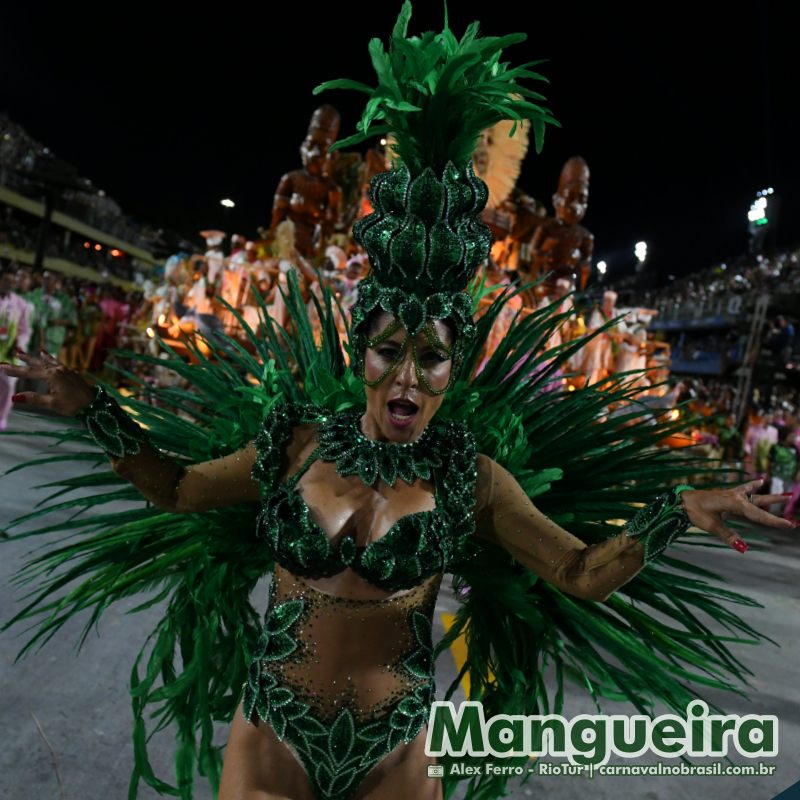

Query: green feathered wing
2;277;767;800
435;286;765;798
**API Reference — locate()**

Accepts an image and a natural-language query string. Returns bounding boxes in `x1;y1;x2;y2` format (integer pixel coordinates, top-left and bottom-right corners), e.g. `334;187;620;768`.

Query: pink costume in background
0;291;32;429
91;296;131;372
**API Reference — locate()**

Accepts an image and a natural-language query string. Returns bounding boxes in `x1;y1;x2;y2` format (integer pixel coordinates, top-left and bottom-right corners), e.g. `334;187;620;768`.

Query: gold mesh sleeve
111;443;260;513
473;455;646;602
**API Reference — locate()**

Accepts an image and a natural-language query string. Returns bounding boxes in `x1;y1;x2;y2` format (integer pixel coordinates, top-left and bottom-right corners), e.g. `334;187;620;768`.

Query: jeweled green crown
315;1;558;384
353;161;492;303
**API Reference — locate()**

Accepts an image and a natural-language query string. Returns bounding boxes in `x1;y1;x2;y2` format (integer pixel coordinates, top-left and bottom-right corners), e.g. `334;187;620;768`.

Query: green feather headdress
315;1;559;385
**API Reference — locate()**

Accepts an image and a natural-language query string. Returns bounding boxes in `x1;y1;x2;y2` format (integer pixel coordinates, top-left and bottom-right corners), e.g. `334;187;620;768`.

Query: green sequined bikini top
252;402;478;593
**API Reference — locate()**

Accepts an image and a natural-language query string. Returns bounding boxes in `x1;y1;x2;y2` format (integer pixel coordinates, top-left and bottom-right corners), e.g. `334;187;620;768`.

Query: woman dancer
2;6;793;800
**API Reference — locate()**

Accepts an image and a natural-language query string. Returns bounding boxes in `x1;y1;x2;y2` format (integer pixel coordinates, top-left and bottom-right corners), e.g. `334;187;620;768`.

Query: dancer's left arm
473;455;794;601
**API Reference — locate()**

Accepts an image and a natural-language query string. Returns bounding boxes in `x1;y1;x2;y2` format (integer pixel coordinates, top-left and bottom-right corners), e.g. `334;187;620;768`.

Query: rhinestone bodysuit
239;401;691;800
242;402;477;800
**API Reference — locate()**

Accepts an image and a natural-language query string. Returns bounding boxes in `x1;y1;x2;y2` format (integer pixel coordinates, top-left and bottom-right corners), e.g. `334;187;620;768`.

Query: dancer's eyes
418;350;448;366
372;344;448;366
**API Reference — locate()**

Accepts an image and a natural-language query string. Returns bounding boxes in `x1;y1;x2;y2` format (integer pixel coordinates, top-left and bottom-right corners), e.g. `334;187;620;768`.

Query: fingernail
782;492;793;496
11;394;26;404
731;538;748;553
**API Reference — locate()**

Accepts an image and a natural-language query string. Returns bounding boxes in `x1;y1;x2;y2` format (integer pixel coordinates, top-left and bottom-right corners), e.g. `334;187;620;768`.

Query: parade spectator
63;285;103;372
25;271;77;359
766;315;795;361
0;267;32;428
91;285;131;372
767;426;799;497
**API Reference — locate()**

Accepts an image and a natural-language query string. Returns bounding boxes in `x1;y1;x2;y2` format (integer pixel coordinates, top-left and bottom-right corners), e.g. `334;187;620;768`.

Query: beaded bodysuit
239;402;691;800
241;402;477;800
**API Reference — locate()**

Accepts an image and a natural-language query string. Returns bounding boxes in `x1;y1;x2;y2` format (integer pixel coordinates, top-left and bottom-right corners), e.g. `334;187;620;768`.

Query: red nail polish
782;492;793;496
731;539;748;553
11;394;26;404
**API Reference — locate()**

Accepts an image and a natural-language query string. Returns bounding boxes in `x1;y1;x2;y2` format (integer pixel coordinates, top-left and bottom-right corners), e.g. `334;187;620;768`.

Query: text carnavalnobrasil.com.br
435;761;778;778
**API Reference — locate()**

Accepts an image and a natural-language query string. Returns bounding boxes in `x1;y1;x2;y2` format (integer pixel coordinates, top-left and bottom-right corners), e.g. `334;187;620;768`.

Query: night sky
2;2;797;284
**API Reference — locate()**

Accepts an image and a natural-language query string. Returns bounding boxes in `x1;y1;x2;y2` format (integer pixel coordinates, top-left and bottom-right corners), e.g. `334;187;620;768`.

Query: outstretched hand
680;478;797;552
0;349;95;417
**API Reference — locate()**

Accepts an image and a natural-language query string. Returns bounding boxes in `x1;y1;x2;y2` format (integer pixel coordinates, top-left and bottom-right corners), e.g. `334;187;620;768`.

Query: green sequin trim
353;161;490;299
625;485;694;563
316;410;442;487
349;160;488;390
360;316;458;396
77;386;148;459
252;403;480;590
251;401;330;495
243;596;434;800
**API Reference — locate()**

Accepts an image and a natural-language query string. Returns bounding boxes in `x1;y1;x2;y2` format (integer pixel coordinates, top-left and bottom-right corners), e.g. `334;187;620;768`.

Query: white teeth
389;406;416;421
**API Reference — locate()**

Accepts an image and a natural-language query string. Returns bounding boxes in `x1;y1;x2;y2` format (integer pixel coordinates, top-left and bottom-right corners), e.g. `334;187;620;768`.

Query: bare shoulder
282;423;318;480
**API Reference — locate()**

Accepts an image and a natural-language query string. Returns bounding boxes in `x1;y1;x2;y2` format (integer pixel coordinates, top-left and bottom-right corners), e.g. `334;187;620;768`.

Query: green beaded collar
315;411;443;488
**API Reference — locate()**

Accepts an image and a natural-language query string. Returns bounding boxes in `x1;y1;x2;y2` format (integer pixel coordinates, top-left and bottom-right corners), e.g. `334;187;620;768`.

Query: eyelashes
373;347;449;366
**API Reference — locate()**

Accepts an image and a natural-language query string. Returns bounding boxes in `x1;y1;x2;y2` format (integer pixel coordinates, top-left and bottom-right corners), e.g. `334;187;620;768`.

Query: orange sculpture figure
529;156;594;290
270;105;343;259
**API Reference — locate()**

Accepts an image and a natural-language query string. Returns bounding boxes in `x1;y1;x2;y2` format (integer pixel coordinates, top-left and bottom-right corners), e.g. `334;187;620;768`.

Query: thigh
219;700;316;800
355;727;443;800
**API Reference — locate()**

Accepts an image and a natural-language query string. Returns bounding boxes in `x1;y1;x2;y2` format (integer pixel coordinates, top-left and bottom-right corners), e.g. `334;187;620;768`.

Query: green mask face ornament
363;315;455;395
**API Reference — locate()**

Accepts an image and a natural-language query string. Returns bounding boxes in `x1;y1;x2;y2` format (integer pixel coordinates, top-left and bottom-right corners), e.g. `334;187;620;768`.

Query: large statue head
553;155;590;226
300;105;341;177
309;104;341;144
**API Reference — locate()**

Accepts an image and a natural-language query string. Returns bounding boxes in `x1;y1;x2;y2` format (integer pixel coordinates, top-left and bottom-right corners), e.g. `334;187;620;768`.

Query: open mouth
387;398;420;428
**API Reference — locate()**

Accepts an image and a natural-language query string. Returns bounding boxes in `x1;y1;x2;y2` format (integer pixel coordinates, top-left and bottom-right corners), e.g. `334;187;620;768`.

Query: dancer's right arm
108;441;260;512
0;351;261;512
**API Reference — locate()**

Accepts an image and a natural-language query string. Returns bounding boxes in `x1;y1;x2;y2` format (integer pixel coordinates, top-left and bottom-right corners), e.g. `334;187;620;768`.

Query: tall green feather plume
1;277;767;799
314;0;559;176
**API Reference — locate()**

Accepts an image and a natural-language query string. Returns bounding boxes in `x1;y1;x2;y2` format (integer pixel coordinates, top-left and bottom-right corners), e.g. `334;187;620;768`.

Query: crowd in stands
1;114;170;260
632;245;800;320
614;244;799;410
0;206;140;280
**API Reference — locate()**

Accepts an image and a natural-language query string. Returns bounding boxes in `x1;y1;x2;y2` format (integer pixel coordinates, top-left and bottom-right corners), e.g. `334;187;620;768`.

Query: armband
625;484;693;563
77;386;149;459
